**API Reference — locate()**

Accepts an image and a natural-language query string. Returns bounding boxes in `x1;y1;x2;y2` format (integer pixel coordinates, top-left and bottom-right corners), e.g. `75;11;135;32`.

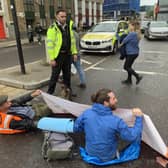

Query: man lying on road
74;88;143;162
0;90;41;134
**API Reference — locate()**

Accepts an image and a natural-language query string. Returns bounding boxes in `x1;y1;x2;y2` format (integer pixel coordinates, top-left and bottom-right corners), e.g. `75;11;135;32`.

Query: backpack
42;132;74;161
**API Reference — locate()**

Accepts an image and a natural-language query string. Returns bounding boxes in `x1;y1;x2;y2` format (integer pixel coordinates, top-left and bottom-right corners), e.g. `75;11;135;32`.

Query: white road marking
84;58;107;72
141;51;167;55
90;67;105;70
81;59;92;65
89;67;168;77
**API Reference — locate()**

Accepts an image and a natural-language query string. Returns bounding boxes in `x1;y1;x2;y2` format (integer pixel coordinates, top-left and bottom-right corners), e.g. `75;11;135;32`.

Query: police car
80;21;128;54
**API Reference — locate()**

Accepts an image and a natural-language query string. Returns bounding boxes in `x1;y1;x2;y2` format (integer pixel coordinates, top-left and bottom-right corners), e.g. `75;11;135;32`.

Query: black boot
136;75;143;85
121;79;132;85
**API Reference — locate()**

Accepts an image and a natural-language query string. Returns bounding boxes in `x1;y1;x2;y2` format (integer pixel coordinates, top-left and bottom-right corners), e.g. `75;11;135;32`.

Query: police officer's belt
60;50;67;54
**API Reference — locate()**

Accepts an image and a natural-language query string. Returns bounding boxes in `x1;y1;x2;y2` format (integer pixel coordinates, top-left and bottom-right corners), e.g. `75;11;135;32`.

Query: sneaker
136;75;143;85
71;92;77;97
121;80;132;85
77;83;86;88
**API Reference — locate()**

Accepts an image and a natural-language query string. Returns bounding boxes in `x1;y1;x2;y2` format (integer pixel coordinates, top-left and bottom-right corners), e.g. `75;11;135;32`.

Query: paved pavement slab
0;84;29;99
0;60;50;90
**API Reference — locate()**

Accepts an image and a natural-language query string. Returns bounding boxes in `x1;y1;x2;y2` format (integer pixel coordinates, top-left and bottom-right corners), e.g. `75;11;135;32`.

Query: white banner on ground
41;92;168;158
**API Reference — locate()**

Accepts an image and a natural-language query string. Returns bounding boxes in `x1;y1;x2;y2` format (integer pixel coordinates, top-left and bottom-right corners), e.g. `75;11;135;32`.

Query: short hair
55;9;66;15
91;88;112;104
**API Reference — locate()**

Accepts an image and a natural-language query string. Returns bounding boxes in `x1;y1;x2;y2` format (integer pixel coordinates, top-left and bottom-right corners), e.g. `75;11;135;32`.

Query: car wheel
112;42;118;55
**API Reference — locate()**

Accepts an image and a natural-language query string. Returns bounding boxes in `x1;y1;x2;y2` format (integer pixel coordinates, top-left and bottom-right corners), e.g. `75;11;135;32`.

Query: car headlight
81;40;85;43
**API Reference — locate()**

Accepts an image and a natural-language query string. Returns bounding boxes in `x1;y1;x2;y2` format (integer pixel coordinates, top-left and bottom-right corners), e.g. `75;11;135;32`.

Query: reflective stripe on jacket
0;112;25;134
47;20;77;61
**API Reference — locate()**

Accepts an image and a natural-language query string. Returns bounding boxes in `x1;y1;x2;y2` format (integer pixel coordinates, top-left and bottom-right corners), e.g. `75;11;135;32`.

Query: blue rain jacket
74;103;143;162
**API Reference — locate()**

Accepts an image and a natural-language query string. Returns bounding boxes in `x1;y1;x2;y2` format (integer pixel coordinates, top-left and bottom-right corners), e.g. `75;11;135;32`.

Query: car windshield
141;21;149;27
90;23;117;32
151;21;168;28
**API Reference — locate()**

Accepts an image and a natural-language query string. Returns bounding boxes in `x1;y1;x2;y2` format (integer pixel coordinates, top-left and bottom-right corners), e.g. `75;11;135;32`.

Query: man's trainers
136;75;143;85
77;83;86;89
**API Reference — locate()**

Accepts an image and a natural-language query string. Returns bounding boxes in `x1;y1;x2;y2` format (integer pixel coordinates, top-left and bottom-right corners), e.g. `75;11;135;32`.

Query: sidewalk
0;33;85;49
0;59;50;89
0;59;50;99
0;84;30;100
0;38;29;48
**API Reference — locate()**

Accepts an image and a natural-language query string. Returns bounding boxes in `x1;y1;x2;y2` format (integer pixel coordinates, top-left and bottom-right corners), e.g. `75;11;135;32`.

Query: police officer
47;9;78;95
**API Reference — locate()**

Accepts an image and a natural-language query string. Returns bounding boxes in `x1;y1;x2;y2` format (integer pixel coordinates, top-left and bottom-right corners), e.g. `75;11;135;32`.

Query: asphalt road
0;38;168;168
0;42;45;69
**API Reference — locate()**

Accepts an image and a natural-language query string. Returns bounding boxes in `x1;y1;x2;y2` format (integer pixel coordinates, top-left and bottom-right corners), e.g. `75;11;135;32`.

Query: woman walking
120;21;143;85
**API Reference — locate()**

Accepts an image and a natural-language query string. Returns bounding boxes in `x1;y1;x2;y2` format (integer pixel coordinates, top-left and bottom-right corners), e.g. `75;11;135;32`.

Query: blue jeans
72;56;86;84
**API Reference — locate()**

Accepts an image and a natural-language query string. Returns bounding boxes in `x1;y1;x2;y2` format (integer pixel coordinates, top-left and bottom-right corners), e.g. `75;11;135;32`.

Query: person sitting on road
74;88;143;162
0;90;41;134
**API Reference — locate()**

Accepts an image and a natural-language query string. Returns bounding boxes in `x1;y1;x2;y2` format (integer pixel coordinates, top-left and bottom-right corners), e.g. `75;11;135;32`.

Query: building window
50;0;54;6
119;0;127;4
40;0;44;5
24;0;34;12
24;0;35;20
0;0;2;11
78;0;82;9
58;0;62;8
39;0;45;18
39;5;45;18
49;0;55;19
66;0;71;9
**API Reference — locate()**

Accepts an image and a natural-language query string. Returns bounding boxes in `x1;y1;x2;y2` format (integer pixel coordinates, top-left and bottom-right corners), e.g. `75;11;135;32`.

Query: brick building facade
0;0;103;39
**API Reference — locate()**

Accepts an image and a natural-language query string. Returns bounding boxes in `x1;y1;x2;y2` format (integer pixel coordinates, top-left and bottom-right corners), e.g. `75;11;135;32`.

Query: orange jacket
0;112;25;134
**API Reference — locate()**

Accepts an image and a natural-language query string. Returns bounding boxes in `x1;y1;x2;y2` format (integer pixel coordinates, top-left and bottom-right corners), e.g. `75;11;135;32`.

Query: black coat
7;93;36;131
11;93;34;106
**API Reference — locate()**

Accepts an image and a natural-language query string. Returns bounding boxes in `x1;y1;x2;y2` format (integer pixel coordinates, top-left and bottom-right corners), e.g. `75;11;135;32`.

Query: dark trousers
123;54;139;81
47;53;71;94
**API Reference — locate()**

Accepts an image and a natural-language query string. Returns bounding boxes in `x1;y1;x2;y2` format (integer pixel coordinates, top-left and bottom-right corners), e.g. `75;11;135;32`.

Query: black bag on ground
42;132;74;161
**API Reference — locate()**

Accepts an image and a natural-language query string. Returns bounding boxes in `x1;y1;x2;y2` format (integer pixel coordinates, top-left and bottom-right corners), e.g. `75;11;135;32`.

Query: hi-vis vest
0;112;25;134
47;20;77;61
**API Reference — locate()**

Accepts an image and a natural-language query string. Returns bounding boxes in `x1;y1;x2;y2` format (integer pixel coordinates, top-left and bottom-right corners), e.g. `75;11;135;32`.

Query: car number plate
87;45;97;49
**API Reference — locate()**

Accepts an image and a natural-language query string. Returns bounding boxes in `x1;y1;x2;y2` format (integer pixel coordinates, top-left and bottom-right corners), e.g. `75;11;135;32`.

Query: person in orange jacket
0;90;41;134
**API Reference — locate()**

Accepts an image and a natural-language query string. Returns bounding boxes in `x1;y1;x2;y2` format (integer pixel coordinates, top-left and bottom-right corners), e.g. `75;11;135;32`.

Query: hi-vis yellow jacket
47;20;77;61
